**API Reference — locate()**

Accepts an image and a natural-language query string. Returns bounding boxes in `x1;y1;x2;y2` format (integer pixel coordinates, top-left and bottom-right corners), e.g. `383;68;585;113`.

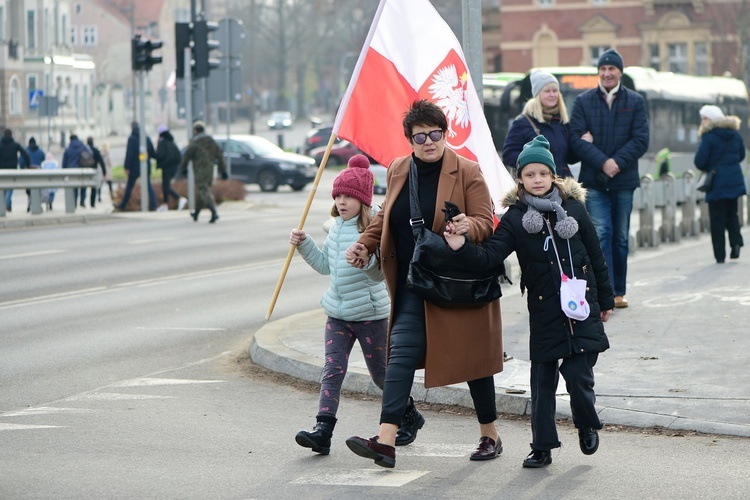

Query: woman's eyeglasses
411;130;444;145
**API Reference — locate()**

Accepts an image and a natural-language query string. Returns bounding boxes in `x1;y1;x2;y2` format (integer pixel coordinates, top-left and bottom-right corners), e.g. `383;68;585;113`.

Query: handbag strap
523;115;541;136
408;158;424;232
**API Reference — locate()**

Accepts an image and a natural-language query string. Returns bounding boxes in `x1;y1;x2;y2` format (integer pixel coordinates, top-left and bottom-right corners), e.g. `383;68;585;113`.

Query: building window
82;26;96;46
28;74;37;92
668;43;688;73
27;10;36;50
0;7;4;41
592;0;607;4
9;77;21;115
694;42;708;76
537;0;553;7
589;45;611;66
75;3;82;15
649;44;660;70
62;15;67;46
70;27;77;46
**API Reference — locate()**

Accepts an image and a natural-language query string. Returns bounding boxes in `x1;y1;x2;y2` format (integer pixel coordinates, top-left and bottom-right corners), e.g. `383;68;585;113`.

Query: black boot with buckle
295;416;337;455
395;396;425;446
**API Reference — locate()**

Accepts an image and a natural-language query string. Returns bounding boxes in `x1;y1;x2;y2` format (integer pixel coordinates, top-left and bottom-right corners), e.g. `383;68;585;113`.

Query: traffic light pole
139;70;148;213
184;46;196;213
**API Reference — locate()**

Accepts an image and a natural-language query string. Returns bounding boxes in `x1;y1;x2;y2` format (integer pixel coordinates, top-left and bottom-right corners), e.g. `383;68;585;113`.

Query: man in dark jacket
0;128;31;212
180;121;227;223
569;49;649;309
86;137;107;208
117;122;156;211
154;125;184;210
62;134;94;207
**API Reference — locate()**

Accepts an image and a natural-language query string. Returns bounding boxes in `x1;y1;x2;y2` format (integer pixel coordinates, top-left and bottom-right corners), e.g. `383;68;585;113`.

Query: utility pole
462;0;484;104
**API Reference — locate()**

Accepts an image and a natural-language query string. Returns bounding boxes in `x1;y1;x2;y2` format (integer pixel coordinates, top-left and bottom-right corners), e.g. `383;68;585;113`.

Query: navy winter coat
569;85;649;190
694;116;747;203
124;128;155;176
20;145;45;168
62;139;90;168
502;113;577;178
449;178;613;362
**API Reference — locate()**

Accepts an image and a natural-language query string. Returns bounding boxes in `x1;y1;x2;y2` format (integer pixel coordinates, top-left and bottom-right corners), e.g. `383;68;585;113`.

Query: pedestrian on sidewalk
0;128;30;212
345;100;503;469
442;136;614;469
98;142;114;202
62;134;94;207
117;122;156;211
694;105;746;263
289;154;390;456
85;137;107;208
40;152;60;210
570;49;649;309
154;124;185;210
20;137;45;212
179;121;227;223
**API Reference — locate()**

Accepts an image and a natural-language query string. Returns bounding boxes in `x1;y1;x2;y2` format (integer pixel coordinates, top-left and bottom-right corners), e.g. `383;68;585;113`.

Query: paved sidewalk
251;226;750;437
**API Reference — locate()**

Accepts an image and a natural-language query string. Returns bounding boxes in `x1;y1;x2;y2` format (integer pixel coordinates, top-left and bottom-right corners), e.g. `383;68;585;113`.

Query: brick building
499;0;749;80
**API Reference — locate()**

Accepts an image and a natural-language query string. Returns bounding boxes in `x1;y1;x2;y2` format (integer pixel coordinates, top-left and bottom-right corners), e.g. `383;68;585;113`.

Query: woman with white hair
694;104;746;263
502;70;590;178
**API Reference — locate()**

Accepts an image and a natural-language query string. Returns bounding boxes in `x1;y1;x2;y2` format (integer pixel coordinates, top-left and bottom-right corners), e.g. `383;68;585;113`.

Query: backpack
79;148;95;168
166;141;182;166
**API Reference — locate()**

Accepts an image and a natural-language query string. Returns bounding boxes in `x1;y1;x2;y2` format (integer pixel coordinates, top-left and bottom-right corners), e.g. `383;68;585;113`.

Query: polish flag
333;0;515;212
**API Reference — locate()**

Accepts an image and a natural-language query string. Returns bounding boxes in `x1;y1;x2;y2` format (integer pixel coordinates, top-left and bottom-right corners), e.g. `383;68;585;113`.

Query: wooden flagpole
265;133;338;321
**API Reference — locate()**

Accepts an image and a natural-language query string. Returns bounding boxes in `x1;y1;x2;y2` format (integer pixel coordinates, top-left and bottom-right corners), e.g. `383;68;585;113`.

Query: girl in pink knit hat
289;154;390;455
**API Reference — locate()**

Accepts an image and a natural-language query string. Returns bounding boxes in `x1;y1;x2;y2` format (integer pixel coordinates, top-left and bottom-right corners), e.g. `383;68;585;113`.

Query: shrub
113;179;247;211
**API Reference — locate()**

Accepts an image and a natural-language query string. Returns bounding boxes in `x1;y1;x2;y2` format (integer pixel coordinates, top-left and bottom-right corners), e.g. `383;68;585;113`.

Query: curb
250;310;750;438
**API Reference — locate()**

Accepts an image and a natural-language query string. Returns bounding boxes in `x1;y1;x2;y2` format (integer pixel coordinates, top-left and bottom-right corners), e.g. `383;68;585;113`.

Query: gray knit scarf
521;186;579;239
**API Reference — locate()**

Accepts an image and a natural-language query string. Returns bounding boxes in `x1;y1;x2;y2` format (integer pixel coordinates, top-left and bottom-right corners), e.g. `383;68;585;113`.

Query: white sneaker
156;204;168;212
177;197;188;210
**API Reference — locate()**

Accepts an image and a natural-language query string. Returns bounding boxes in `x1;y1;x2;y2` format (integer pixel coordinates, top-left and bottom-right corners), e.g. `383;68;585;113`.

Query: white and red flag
333;0;515;212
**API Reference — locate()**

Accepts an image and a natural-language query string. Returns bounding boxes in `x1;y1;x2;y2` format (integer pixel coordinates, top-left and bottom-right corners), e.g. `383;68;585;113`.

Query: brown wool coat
358;148;503;388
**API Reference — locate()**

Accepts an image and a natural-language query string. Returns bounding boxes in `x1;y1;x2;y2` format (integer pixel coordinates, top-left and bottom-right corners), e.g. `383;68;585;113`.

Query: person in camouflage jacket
180;121;228;223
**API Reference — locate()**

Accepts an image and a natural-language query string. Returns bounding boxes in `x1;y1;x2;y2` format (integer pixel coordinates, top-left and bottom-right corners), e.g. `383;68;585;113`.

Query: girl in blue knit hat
442;135;614;468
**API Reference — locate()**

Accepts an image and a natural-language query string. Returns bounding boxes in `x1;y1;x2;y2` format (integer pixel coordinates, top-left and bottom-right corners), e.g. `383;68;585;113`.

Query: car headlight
278;162;297;170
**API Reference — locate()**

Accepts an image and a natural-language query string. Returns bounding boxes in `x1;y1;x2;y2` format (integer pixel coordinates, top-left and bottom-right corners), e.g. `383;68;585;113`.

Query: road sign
207;58;243;103
217;19;245;57
29;90;43;109
39;96;58;117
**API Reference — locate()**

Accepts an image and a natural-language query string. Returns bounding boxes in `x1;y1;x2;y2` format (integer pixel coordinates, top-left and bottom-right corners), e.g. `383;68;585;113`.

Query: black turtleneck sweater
390;153;443;289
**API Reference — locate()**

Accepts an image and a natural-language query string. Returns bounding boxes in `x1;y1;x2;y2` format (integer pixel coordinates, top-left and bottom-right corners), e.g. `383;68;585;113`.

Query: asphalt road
2;171;749;498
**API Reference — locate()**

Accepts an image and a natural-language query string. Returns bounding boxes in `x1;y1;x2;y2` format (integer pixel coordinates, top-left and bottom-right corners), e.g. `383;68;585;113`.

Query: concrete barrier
0;169;99;216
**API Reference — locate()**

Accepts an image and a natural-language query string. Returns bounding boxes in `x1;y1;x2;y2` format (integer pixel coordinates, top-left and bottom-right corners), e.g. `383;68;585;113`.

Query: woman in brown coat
344;100;503;468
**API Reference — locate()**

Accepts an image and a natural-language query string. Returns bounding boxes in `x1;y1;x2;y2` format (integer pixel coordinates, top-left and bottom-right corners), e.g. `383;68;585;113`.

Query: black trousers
529;352;602;451
380;288;497;426
708;198;744;262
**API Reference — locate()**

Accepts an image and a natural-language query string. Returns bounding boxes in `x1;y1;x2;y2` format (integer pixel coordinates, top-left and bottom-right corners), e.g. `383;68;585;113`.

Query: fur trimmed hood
501;176;587;208
699;115;741;136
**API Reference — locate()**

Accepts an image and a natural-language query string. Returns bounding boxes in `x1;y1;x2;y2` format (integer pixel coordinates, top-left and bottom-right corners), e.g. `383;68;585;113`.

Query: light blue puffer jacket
296;211;390;322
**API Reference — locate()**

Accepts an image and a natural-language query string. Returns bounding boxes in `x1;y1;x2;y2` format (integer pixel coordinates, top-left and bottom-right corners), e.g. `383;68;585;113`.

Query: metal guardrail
633;169;748;250
0;169;99;216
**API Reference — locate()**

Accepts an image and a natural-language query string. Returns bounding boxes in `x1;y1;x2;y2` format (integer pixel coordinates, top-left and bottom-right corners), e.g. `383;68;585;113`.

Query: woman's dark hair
402;99;448;140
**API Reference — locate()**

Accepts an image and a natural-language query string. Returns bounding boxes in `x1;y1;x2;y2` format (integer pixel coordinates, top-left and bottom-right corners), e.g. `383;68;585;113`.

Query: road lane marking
2;407;95;417
0;423;63;430
127;237;178;245
64;393;177;401
0;259;283;310
110;378;224;387
0;249;65;260
396;443;470;458
291;469;429;487
135;327;227;332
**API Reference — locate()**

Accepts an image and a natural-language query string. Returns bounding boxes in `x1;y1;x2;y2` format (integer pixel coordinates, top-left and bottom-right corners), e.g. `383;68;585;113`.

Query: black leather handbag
405;159;504;308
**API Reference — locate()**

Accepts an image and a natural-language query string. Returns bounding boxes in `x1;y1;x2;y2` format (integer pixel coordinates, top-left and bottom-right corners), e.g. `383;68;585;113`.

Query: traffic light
175;22;191;79
131;34;163;72
193;20;221;78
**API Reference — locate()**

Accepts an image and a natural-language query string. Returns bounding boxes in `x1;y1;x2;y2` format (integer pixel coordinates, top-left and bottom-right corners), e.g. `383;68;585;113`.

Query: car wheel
258;170;280;192
290;182;307;191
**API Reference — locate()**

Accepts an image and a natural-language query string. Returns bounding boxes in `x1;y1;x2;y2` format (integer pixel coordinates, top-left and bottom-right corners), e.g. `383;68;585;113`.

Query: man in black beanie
569;49;649;310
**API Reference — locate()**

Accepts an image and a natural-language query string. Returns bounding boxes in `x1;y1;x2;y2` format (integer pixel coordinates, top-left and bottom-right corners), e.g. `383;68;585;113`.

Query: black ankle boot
295;416;336;455
396;396;425;446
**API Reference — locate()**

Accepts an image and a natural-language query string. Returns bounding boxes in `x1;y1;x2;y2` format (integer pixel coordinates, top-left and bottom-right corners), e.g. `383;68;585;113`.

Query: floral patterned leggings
317;317;388;418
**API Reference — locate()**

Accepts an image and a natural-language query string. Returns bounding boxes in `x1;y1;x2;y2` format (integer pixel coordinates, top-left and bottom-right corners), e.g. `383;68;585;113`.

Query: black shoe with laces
523;450;552;468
